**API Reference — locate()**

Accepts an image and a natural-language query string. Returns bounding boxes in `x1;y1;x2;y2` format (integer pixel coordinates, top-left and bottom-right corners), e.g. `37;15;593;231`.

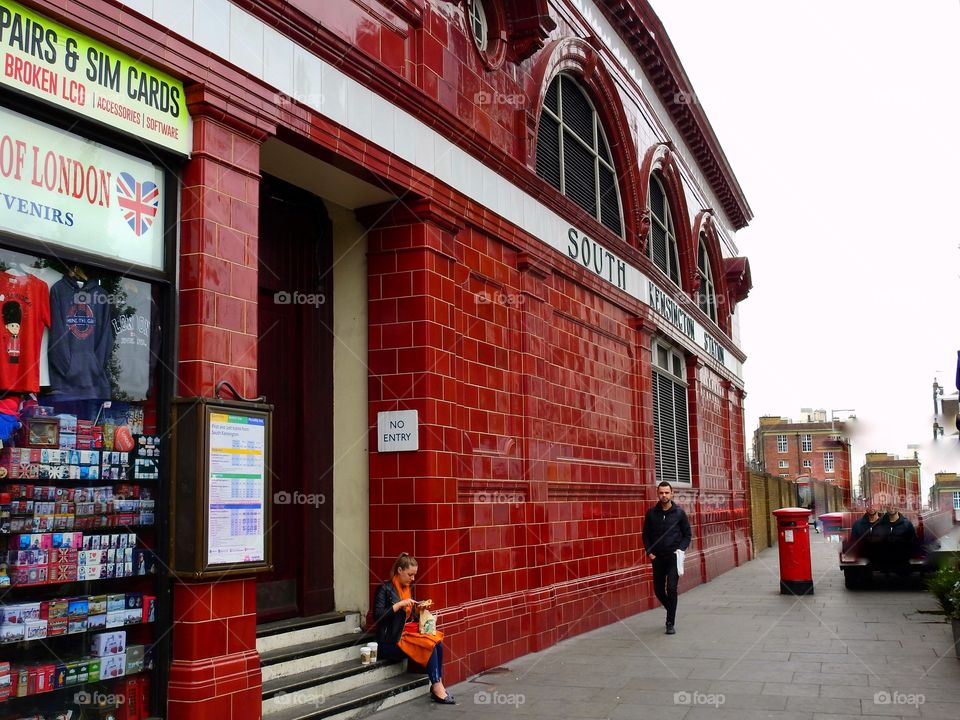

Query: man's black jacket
642;502;692;556
850;513;884;545
881;515;917;544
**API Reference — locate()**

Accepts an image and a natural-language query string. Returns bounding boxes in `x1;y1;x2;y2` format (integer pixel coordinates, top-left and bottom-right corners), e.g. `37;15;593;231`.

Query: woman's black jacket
373;581;416;644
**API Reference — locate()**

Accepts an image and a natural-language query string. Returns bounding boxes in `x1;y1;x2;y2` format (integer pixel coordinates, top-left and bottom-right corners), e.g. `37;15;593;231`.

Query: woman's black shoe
430;692;456;705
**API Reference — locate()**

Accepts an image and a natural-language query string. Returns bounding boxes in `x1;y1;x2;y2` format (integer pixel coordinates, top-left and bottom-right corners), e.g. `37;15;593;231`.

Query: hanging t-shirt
25;264;64;387
110;278;158;401
0;271;51;392
48;277;114;401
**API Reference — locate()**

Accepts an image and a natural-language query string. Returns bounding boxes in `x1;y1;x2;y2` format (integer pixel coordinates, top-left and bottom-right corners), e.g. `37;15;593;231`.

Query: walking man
642;481;691;634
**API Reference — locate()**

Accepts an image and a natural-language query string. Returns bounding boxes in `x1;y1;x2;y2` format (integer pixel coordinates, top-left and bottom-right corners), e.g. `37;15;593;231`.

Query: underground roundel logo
117;172;159;237
66;303;95;340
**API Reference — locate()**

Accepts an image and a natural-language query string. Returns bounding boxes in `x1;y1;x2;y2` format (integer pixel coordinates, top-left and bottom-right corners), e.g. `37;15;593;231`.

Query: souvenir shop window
0;245;162;720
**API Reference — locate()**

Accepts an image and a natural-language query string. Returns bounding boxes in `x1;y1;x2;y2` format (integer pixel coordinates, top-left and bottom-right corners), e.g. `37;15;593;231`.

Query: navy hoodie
48;278;114;400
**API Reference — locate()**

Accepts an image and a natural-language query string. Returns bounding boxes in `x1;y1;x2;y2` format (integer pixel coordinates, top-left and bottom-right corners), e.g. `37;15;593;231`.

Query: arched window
536;74;623;236
647;173;681;285
697;235;717;323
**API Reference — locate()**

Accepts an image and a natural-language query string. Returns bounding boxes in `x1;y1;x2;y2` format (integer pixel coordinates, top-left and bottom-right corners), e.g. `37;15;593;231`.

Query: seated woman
374;552;454;704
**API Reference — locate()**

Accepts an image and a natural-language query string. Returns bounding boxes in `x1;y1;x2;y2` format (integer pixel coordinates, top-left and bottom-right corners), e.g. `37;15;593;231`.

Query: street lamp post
830;409;855;506
933;378;944;440
830;409;856;425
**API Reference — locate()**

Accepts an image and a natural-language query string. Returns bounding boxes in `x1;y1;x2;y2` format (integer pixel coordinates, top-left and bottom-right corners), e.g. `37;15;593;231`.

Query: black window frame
696;235;717;323
535;73;624;236
648;173;681;286
652;339;691;486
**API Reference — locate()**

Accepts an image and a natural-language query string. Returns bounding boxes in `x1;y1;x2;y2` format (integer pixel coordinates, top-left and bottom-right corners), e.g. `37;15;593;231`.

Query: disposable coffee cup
360;647;371;665
367;642;378;662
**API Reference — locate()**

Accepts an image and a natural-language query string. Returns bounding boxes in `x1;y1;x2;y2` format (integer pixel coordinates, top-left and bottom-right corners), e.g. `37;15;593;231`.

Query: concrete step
262;673;430;720
259;612;430;719
257;612;363;655
260;630;375;684
261;658;406;715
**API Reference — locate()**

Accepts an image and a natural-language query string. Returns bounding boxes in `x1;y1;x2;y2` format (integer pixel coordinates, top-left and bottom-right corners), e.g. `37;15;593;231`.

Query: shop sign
377;410;419;452
0;104;165;270
0;0;190;155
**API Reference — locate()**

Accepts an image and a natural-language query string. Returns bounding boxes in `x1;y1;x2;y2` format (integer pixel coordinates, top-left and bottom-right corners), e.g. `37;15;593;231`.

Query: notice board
170;397;274;578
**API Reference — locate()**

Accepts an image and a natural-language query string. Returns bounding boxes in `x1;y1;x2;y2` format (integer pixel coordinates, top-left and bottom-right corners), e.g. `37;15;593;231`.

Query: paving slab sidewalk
373;533;960;720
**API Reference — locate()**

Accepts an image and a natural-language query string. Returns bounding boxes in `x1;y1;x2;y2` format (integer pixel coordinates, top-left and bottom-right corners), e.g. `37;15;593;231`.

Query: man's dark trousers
651;553;679;625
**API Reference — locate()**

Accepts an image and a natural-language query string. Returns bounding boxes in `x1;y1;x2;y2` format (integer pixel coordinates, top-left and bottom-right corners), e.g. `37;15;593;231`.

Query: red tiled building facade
10;0;754;717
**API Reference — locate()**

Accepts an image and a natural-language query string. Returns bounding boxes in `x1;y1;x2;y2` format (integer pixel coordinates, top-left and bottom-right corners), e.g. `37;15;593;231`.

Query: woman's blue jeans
379;641;443;684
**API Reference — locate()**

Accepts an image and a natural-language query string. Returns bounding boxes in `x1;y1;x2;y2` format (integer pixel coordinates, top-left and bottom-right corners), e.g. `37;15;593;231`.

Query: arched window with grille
697;235;717;323
647;173;681;285
535;73;623;236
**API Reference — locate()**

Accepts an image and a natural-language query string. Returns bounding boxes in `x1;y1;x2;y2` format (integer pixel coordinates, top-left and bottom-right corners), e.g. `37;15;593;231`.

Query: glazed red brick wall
179;116;261;400
366;206;749;681
692;366;744;578
42;0;753;702
169;116;264;720
258;0;531;160
236;1;748;292
168;580;260;720
728;386;751;561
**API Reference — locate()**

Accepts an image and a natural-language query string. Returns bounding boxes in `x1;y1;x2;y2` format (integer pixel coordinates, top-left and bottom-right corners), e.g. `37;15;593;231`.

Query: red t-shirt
0;273;51;392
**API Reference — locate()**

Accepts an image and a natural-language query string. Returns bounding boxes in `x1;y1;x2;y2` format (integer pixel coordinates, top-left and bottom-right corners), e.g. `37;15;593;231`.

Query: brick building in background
753;412;854;504
859;452;922;511
929;472;960;519
5;1;756;717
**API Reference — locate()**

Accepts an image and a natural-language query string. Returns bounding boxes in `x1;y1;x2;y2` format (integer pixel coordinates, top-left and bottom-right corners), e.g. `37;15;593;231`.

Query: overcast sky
648;0;960;499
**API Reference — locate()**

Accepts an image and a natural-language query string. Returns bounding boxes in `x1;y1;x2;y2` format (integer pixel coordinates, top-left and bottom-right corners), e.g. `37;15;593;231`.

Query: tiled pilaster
178;97;266;400
169;94;269;720
362;197;462;608
167;579;260;720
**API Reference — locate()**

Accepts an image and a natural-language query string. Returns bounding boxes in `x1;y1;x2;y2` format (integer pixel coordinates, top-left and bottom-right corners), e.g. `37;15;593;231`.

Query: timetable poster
207;412;266;565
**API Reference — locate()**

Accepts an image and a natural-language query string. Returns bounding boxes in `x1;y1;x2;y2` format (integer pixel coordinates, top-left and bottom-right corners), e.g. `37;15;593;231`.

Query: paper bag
676;549;685;577
418;607;437;635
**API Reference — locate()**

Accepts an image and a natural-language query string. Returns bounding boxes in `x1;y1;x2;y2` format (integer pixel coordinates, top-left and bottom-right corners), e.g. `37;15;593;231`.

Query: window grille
697;237;717;322
652;341;690;484
536;74;623;236
648;174;681;284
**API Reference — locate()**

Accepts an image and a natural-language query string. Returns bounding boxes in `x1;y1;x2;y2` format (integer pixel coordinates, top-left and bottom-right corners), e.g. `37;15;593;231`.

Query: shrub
927;554;960;621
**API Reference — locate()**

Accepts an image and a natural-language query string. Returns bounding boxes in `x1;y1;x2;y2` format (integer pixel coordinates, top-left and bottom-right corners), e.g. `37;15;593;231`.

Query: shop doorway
256;175;335;621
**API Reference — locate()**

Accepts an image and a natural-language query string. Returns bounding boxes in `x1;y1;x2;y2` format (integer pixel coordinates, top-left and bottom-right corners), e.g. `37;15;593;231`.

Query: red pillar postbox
818;512;847;543
772;508;814;595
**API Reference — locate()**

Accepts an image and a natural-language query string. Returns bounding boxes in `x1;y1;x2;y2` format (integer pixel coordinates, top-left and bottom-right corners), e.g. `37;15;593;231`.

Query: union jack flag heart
116;172;159;237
